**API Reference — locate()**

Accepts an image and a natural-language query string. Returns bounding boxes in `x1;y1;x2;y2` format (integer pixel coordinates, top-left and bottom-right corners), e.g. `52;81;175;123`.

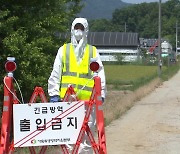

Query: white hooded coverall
48;18;106;153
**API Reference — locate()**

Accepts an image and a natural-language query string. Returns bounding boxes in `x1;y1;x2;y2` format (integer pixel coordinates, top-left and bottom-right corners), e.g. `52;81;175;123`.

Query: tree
0;0;82;102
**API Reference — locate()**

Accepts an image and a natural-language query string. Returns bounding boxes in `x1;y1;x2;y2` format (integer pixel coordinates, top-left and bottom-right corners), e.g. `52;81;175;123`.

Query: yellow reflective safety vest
60;43;96;100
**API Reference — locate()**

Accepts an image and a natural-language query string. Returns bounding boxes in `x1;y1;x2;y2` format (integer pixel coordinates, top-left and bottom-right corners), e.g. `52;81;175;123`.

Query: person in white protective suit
48;17;106;153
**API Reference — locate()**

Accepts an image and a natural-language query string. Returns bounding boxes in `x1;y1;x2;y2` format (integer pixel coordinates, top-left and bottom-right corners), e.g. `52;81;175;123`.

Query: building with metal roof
88;32;141;62
88;32;139;46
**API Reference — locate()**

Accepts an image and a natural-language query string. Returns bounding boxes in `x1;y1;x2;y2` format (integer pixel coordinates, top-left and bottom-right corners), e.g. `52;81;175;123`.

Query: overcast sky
122;0;169;4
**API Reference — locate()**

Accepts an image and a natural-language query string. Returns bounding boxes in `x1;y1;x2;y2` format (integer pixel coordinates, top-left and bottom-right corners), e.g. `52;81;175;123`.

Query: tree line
90;0;180;49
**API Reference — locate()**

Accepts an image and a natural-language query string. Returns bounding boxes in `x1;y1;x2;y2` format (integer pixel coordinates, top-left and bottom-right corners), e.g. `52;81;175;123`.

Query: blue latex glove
50;95;61;103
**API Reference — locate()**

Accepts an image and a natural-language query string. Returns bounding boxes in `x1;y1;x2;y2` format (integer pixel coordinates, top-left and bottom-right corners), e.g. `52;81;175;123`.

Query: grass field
105;65;158;81
104;65;165;91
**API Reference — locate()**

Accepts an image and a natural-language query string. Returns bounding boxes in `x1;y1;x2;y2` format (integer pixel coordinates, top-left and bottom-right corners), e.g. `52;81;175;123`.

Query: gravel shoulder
106;70;180;154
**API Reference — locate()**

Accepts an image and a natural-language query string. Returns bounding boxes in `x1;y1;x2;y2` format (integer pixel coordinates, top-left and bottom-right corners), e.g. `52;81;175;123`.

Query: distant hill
78;0;131;19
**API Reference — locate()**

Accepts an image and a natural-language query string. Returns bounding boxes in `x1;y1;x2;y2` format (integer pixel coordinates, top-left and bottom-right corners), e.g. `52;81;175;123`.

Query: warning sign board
13;101;85;147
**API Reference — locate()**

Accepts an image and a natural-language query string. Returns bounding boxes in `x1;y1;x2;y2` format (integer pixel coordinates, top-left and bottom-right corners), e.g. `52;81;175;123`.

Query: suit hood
71;18;88;46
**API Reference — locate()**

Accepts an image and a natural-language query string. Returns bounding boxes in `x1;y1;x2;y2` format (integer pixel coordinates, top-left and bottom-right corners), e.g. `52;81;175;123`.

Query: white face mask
74;29;83;41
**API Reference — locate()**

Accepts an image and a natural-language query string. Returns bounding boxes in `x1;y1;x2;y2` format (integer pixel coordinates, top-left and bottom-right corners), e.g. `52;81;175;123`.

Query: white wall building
97;48;140;62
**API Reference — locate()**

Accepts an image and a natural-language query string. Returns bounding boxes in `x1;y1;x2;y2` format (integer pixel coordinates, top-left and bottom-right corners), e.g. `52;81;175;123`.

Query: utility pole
158;0;162;77
176;21;178;60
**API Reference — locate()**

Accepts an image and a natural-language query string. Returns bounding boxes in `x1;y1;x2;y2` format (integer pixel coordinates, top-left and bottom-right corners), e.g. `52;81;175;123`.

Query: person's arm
95;49;107;101
48;47;63;101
